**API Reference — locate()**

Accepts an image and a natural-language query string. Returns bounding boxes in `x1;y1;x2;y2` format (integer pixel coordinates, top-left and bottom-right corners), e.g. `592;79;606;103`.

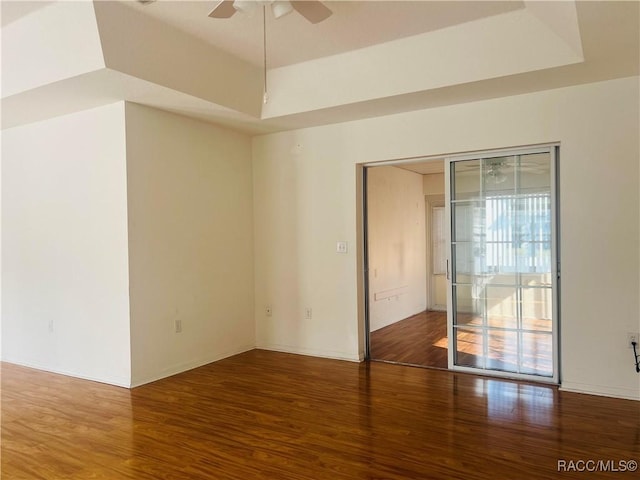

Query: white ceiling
1;1;639;134
0;1;54;26
125;0;525;68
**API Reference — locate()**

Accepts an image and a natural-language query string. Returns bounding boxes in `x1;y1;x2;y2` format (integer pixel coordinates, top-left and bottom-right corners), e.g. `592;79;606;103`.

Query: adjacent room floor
369;310;448;368
370;310;553;376
2;350;638;479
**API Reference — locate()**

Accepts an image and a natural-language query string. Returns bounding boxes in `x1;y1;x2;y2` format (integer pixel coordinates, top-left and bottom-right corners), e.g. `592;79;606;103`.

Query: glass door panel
448;149;557;381
455;327;484;368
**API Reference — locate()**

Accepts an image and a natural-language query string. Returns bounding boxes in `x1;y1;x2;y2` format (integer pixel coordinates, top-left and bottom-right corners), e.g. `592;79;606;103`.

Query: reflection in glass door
446;147;558;382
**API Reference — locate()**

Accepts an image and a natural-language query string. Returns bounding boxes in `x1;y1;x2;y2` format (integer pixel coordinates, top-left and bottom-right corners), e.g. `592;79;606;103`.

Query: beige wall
125;104;255;386
367;166;427;331
253;76;640;400
1;103;131;386
423;173;445;196
2;76;638;400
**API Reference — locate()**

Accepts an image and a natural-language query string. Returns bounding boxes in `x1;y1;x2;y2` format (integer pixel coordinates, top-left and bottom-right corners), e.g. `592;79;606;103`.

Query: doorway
365;160;448;369
364;145;559;383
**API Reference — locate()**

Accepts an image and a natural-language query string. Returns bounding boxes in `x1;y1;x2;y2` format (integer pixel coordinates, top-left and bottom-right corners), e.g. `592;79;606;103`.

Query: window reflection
473;378;555;425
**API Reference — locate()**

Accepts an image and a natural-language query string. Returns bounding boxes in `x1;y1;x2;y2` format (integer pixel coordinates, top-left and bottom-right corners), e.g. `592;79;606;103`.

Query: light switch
336;241;348;253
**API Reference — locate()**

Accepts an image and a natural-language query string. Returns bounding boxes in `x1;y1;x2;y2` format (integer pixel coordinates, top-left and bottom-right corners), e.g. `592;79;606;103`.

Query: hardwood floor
2;350;639;479
370;311;553;376
456;312;553;376
370;310;448;368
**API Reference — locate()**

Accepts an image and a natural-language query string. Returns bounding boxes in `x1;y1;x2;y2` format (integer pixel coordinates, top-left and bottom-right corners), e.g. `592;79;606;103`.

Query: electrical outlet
627;332;639;349
265;305;272;317
304;307;312;320
175;319;183;333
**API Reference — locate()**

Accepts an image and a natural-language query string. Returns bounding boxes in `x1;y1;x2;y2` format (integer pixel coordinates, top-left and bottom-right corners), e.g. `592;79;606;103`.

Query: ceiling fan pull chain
263;4;269;104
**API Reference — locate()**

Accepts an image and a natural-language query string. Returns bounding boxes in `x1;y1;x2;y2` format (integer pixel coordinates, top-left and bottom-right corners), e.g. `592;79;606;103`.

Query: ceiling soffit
1;1;638;134
262;2;584;118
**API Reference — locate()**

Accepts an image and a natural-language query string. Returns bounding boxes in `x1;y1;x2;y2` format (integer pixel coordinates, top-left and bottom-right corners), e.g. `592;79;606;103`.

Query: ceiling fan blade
291;1;332;24
208;0;237;18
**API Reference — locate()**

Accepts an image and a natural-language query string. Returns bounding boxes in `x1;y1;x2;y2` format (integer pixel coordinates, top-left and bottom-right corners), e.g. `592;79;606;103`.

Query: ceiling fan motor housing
208;0;332;24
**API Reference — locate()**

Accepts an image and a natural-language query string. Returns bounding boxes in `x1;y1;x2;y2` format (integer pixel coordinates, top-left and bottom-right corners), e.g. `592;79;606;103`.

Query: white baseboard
3;344;360;389
130;344;256;388
560;381;640;401
0;358;131;388
256;343;363;363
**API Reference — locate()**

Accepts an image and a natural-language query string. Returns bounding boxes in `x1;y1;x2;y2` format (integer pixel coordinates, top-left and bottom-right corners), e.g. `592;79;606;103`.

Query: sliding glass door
446;147;558;382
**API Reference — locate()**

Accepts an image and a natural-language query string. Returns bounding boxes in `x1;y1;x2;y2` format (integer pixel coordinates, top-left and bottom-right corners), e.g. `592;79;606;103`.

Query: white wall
253;76;640;400
1;103;131;386
252;134;361;361
125;103;255;386
367;166;427;331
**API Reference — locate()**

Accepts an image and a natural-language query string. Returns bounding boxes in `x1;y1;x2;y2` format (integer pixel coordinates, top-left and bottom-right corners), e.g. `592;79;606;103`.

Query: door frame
361;144;560;385
361;155;445;362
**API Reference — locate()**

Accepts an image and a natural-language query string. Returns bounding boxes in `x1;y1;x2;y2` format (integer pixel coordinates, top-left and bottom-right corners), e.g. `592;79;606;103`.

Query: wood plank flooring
370;311;553;376
2;350;639;479
370;310;448;368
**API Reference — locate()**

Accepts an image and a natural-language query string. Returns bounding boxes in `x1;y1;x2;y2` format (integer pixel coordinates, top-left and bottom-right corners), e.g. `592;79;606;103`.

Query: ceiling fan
208;0;333;24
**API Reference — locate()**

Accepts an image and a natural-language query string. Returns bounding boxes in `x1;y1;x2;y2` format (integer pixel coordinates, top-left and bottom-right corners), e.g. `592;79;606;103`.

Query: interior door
446;147;558;382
